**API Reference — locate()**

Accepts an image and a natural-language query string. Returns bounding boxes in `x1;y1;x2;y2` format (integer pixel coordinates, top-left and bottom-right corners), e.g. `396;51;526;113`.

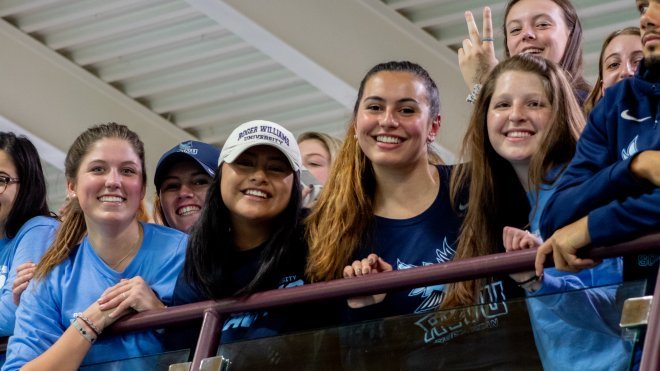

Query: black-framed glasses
0;175;19;194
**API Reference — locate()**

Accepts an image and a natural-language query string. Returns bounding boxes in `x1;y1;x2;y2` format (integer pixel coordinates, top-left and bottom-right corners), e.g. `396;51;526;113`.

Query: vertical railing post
640;272;660;371
190;309;222;371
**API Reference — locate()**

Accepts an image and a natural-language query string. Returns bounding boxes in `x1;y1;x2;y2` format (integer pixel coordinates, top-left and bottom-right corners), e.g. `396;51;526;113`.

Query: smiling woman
459;0;590;104
4;123;187;371
152;140;220;233
172;120;309;352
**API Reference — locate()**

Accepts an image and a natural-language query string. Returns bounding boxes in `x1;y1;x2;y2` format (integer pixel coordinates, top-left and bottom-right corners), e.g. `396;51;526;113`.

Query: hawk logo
621;135;639;160
177;141;198;155
399;238;456;313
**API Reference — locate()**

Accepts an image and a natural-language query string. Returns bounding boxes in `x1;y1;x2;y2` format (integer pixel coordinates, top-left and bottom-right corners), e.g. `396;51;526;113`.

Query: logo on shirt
621;135;639;160
399;238;456;314
414;281;509;344
621;110;651;123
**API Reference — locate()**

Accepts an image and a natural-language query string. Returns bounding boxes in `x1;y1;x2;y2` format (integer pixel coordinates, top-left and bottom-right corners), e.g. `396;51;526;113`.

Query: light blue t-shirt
527;182;631;371
2;223;187;370
0;216;59;336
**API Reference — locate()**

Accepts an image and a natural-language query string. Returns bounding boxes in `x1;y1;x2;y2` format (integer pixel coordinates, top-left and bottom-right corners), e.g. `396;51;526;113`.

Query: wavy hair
35;123;146;280
503;0;591;96
305;61;440;282
445;54;585;307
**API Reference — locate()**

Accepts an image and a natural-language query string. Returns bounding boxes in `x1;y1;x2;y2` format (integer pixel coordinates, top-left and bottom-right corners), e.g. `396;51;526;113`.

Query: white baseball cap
219;120;301;172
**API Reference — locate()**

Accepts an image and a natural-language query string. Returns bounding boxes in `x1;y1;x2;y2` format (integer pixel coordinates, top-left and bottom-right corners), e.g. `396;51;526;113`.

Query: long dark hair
0;132;53;238
184;165;303;298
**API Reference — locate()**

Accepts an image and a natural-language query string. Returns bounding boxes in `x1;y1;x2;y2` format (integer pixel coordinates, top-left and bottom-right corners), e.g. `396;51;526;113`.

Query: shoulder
141;223;188;246
15;216;59;237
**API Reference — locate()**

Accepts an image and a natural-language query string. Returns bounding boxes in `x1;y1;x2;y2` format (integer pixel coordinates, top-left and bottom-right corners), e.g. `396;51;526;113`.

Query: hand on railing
12;261;35;305
343;253;393;309
98;277;166;319
535;216;600;276
502;227;541;281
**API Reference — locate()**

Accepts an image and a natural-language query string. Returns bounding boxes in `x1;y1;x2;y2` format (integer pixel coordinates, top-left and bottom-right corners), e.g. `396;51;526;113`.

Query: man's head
638;0;660;62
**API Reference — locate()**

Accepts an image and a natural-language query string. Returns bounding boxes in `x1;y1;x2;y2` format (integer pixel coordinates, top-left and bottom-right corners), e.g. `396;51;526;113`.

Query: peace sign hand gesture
458;7;499;89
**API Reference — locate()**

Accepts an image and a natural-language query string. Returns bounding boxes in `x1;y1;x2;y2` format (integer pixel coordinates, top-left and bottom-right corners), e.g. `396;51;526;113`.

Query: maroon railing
104;232;660;371
1;233;658;369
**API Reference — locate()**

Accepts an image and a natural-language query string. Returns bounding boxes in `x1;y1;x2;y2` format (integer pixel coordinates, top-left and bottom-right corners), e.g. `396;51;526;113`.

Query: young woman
583;27;643;115
0;132;59;336
451;54;631;371
297;131;342;185
3;123;187;370
305;61;538;368
459;0;591;104
152;140;220;233
173;120;307;341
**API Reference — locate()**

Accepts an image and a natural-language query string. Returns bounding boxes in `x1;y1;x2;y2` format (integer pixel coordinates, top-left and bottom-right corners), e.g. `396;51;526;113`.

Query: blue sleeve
540;104;650;240
3;278;64;371
0;219;57;336
528;259;623;336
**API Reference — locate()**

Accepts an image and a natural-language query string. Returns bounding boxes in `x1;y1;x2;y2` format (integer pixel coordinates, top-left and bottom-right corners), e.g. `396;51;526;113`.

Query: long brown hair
305;61;440;282
503;0;591;95
445;54;584;307
35;123;146;280
583;27;641;116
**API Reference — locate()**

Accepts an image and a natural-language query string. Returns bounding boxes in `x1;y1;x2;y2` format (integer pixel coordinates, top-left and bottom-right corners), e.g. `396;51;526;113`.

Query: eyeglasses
0;175;19;194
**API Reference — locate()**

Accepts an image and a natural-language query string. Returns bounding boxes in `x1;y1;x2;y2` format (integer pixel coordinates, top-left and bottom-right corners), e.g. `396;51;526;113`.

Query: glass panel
80;349;189;371
215;281;646;371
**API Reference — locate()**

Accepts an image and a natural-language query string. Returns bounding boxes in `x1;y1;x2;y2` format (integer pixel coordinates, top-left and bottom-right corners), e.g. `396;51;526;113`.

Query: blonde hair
35;123;146;280
297;132;343;164
305;61;440;282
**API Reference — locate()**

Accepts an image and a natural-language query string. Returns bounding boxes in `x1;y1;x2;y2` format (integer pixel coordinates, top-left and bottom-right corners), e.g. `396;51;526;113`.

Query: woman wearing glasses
0;132;59;337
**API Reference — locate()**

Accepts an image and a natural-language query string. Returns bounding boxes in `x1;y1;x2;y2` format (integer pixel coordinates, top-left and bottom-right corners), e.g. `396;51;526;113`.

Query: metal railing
101;232;660;371
0;233;657;369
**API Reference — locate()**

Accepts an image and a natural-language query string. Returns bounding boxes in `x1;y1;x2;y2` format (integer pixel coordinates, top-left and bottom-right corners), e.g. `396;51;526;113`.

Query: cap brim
155;152;216;191
220;141;300;172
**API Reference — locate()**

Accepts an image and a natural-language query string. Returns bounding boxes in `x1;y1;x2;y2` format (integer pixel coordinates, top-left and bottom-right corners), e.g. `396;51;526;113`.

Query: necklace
111;224;143;270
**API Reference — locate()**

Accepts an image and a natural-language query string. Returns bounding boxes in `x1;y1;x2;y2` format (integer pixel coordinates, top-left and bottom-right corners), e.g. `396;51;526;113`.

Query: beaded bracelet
466;83;482;104
75;313;102;335
72;318;96;344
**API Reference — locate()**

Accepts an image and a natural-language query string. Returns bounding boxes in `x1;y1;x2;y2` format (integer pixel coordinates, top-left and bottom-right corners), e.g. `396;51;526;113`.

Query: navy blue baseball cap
154;140;221;192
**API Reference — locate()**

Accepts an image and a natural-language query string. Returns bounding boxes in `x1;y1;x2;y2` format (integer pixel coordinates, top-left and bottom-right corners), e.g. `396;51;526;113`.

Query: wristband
72;318;96;344
75;313;102;335
466;83;482;104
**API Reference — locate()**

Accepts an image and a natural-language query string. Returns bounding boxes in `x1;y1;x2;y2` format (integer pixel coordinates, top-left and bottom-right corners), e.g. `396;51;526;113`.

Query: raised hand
458;7;500;89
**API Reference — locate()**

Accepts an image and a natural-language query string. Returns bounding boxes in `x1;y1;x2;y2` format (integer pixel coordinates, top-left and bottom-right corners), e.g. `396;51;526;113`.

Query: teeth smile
177;205;201;216
522;48;543;54
98;196;123;202
376;135;401;144
245;189;268;198
507;131;532;138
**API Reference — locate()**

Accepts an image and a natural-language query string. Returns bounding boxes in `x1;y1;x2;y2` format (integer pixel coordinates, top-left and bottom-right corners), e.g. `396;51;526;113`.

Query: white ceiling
0;0;640;210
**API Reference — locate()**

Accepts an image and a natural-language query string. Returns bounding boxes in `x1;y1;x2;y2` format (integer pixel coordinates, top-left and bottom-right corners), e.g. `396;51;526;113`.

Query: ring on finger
122;292;127;299
481;37;494;42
